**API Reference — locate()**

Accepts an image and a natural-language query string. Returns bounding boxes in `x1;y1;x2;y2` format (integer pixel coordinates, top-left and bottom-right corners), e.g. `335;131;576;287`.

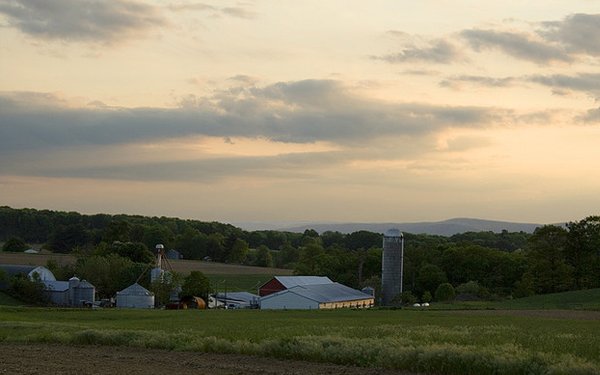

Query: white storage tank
116;283;155;309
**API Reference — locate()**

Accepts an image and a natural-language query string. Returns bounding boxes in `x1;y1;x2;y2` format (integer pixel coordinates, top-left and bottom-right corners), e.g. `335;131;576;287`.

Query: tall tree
181;271;210;300
255;245;274;268
566;216;600;289
523;225;572;293
228;238;249;264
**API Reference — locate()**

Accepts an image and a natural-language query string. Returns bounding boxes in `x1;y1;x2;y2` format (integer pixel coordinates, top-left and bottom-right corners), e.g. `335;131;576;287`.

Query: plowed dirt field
0;343;410;375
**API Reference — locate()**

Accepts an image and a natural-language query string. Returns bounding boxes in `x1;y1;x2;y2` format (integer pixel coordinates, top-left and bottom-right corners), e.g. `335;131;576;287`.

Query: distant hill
279;218;543;236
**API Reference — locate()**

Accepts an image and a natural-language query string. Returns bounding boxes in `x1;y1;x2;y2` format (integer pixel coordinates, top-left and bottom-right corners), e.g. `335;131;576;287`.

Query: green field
0;292;21;306
427;288;600;311
0;306;598;374
207;274;272;293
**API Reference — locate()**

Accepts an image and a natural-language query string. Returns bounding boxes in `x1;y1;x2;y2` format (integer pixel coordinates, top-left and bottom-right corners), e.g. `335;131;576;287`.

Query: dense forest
1;206;599;302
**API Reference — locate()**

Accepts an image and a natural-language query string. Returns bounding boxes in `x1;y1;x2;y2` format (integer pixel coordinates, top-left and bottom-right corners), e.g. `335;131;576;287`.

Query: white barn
260;282;374;310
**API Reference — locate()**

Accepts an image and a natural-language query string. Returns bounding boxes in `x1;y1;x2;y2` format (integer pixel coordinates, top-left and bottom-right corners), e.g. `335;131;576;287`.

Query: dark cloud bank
0;80;505;154
0;0;164;43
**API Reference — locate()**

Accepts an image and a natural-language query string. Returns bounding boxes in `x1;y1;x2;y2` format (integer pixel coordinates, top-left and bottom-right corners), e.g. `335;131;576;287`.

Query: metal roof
262;283;372;304
274;276;333;288
43;280;70;292
0;265;56;280
117;283;153;296
214;292;258;303
0;264;39;277
78;280;95;289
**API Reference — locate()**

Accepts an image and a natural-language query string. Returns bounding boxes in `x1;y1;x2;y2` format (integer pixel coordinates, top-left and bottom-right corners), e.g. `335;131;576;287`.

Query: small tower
381;229;404;305
150;244;165;283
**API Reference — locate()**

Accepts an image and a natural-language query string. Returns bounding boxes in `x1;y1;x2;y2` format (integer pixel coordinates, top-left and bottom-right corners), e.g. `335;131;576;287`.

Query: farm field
0;251;76;267
429;288;600;311
0;343;408;375
0;252;292;276
0;307;599;374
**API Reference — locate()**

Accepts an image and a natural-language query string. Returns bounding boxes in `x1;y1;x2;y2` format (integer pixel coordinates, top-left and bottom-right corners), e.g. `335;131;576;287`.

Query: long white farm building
259;276;374;310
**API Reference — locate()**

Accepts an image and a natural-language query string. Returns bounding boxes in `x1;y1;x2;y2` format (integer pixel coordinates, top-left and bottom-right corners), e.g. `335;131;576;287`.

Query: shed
213;291;259;309
166;249;182;260
260;282;374;310
116;283;155;309
258;276;333;296
42;277;96;306
43;280;70;305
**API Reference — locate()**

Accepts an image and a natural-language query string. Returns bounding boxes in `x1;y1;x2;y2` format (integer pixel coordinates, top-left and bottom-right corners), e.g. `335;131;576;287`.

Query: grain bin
116;283;155;309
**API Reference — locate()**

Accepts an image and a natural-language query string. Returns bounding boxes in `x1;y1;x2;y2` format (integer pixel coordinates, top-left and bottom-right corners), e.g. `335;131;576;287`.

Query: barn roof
0;264;39;277
273;276;333;288
0;265;56;281
261;283;372;304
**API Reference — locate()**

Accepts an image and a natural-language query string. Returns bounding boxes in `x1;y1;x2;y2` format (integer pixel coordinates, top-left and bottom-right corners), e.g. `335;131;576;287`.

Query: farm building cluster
1;228;409;310
0;264;374;310
0;228;409;309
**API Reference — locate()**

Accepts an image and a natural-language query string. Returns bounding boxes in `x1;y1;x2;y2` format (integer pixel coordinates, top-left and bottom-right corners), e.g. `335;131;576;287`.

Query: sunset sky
1;1;600;226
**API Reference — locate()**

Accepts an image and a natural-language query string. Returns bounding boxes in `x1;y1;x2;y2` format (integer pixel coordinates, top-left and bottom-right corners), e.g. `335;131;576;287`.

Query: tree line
2;206;599;302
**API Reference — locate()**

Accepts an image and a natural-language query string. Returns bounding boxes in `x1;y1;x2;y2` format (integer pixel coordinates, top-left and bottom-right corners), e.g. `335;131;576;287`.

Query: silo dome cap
69;276;80;281
384;228;402;237
155;244;165;249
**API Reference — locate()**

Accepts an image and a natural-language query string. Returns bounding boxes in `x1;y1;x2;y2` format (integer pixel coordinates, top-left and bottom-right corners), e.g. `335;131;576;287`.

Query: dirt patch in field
0;343;409;375
0;252;75;267
449;309;600;320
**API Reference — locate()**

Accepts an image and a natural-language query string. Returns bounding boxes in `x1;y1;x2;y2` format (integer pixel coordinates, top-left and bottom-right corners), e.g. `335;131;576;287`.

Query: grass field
429;289;600;311
0;292;21;306
0;307;598;374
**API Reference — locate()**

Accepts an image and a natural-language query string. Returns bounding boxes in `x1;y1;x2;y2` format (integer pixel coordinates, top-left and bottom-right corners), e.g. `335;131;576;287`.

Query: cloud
0;0;164;43
0;81;512;157
440;75;515;89
4;150;346;182
221;6;256;19
461;29;570;64
579;107;600;123
0;80;513;182
169;2;256;19
528;73;600;99
459;14;600;64
373;39;461;64
541;13;600;56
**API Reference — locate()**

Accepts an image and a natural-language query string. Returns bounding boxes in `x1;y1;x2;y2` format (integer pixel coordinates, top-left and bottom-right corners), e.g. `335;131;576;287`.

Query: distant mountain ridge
279;218;544;236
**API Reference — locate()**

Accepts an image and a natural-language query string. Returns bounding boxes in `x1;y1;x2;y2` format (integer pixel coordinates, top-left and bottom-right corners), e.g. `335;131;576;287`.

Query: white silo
381;229;404;305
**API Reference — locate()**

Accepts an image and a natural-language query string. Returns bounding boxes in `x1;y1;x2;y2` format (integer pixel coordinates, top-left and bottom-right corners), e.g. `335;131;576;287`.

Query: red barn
258;276;333;297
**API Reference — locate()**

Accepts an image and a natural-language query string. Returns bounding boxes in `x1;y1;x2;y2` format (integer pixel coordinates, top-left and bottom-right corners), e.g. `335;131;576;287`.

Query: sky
1;1;600;226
